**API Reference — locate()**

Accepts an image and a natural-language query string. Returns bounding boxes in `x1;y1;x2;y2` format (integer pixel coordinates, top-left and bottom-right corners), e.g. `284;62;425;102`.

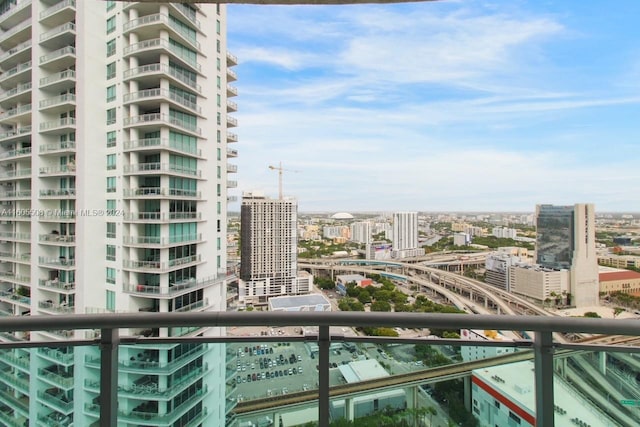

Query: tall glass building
535;204;598;307
0;0;237;425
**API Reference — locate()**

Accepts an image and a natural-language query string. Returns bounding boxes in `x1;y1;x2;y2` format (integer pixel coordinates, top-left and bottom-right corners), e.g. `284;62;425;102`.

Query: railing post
100;328;119;427
534;331;554;427
318;325;330;427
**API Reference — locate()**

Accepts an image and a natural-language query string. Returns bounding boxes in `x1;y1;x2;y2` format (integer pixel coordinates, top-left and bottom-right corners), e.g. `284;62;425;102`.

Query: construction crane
268;162;299;199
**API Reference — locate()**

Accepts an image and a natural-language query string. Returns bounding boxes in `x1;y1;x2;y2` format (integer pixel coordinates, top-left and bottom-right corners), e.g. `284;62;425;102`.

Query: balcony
123;88;201;116
227;132;238;143
39;22;76;49
39;46;76;70
123;38;201;74
39;0;75;27
123;63;201;94
123;273;224;298
123;187;201;200
0;146;31;161
0;312;637;427
38;278;75;293
39;141;76;154
0;125;31;143
122;233;202;248
123;162;201;178
39;69;75;92
0;0;31;29
227;51;238;66
39;93;76;113
227;180;237;188
227;99;238;113
39;118;76;135
0;82;31;105
0;103;31;124
227;115;238;128
123;113;201;137
0;61;31;86
124;137;202;157
123;13;201;52
0;40;31;69
227;85;238;97
227;148;238;158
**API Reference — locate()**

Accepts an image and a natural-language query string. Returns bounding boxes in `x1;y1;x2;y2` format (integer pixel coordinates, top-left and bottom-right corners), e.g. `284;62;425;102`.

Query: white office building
239;192;310;305
0;1;235;425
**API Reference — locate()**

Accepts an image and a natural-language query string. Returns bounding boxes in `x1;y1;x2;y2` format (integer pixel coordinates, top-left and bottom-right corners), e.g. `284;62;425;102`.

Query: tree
614;307;625;318
357;289;371;304
583;311;601;318
371;300;392;312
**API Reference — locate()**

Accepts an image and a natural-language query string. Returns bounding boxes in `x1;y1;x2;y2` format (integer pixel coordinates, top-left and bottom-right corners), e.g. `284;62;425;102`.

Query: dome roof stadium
331;212;354;220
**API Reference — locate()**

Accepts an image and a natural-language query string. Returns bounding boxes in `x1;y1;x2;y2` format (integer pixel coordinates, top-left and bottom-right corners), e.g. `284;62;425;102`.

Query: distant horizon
228;209;640;215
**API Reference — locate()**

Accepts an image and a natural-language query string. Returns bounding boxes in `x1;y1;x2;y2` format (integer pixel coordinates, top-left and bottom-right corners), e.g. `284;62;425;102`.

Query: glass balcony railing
0;312;637;427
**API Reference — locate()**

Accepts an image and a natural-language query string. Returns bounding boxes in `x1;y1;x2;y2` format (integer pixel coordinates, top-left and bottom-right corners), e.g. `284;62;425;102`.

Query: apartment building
0;0;236;425
239;191;311;305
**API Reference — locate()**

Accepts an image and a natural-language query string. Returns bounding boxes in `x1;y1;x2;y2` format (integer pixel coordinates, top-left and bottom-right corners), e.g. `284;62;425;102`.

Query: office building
0;0;235;425
239;192;311;305
391;211;424;258
535;204;599;307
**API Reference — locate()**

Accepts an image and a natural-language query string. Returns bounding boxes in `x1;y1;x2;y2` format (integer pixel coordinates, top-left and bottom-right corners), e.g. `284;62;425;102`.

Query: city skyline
228;1;640;212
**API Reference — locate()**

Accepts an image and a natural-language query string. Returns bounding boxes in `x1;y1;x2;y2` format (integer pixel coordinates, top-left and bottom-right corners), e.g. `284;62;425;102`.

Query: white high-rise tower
391;212;424;259
0;0;237;424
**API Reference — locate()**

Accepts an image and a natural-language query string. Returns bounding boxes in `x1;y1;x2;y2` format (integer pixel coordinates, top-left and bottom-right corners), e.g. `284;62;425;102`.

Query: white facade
492;227;517;239
0;1;234;425
509;265;570;302
453;232;469;246
391;212;424;258
322;225;348;239
392;212;418;250
239;192;308;304
460;329;517;362
349;221;370;244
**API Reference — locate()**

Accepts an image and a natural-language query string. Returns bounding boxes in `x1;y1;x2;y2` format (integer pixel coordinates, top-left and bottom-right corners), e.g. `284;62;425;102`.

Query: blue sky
227;1;640;212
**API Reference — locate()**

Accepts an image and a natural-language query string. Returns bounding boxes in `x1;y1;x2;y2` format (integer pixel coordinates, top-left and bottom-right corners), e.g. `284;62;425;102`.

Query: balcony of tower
124;88;202;118
123;211;203;224
38;21;75;51
0;0;32;30
0;40;31;71
123;38;202;75
123;63;202;96
123;13;202;54
122;187;201;200
123;162;202;179
0;82;32;109
0;16;30;51
39;69;75;94
0;146;31;164
227;99;238;113
124;138;203;158
39;45;76;71
0;103;31;125
0;60;32;88
123;112;201;138
123;273;225;299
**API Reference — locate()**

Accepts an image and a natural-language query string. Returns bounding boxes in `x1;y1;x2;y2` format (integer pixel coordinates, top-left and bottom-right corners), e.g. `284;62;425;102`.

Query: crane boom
268;162;299;199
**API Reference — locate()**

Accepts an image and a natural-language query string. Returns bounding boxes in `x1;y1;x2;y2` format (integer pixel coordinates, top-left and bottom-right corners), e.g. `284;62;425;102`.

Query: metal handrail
0;310;638;340
0;312;637;427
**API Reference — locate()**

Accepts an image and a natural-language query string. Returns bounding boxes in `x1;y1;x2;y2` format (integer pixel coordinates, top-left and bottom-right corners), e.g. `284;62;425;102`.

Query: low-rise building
509;265;570;303
460;329;517;361
472;361;617;427
599;270;640;295
268;293;331;312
